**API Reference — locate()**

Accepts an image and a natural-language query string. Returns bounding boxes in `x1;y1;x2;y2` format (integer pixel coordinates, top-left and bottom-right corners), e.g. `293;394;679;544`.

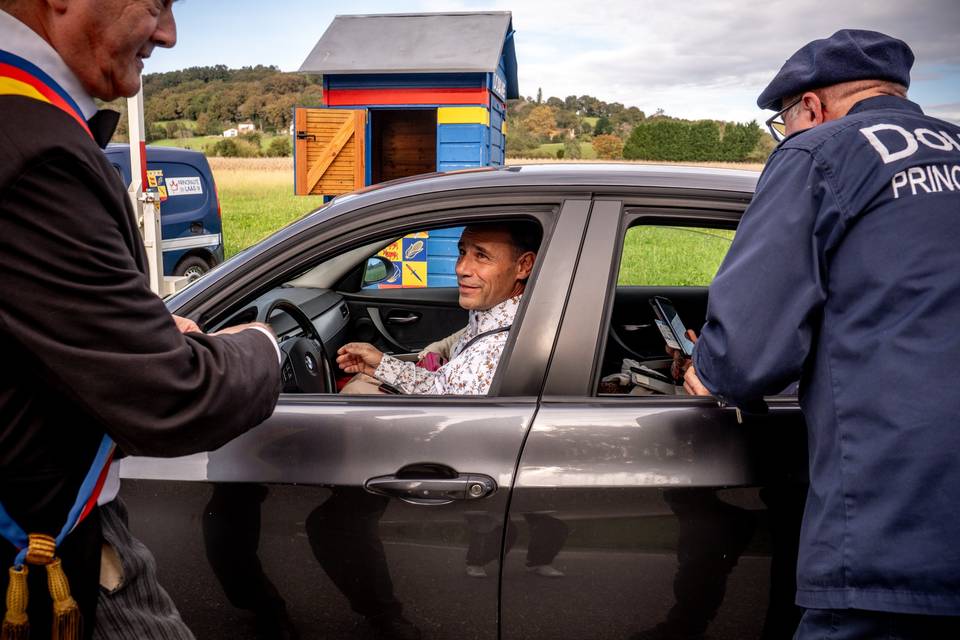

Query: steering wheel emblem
304;353;317;373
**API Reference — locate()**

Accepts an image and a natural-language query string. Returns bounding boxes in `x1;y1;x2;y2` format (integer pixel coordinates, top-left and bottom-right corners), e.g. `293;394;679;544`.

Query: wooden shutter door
294;108;366;196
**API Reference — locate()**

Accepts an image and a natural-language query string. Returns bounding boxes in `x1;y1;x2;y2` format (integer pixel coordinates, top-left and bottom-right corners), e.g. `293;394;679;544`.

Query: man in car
681;30;960;638
336;221;539;395
0;1;281;637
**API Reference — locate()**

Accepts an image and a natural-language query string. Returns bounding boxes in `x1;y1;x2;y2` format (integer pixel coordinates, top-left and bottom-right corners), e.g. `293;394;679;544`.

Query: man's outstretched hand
336;343;384;378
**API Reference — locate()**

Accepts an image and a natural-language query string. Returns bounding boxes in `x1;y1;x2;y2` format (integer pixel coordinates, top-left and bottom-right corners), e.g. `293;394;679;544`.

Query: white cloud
431;0;960;123
151;0;960;124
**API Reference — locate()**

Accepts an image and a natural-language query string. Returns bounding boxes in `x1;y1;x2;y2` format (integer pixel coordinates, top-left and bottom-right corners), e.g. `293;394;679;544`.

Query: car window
364;227;464;289
618;225;734;286
273;214;547;398
598;222;735;396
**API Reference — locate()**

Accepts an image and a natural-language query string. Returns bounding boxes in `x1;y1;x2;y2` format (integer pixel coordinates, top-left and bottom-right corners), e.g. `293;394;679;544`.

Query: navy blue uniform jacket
693;96;960;615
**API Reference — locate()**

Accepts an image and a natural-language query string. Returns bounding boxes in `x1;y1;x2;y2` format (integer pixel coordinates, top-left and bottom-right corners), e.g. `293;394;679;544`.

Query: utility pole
126;86;184;295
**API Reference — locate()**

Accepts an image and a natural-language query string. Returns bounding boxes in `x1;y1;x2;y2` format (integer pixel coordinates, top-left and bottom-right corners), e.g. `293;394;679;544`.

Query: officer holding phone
683;30;960;639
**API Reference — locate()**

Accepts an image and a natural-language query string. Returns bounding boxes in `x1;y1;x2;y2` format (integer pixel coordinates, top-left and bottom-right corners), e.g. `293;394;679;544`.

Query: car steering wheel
255;298;334;394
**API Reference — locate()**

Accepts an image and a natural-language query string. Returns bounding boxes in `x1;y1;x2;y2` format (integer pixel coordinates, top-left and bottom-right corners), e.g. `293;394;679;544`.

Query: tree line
506;91;773;162
104;68;773;162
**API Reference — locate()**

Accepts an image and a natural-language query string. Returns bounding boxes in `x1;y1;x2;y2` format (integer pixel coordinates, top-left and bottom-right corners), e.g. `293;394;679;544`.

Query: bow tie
87;110;121;149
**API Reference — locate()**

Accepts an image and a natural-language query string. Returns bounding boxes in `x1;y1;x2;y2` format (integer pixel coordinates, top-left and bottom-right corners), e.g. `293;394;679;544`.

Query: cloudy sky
150;0;960;125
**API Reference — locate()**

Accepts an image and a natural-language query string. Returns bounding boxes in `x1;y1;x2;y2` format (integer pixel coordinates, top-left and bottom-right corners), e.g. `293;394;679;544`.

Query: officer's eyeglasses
765;97;802;142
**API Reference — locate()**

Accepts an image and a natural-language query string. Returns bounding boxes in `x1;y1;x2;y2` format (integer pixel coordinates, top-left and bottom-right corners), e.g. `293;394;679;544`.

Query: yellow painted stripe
437;106;489;126
502;120;507;135
0;76;49;102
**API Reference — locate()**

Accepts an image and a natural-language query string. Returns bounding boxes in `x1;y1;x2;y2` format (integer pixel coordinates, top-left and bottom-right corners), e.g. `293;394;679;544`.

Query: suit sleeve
692;148;844;407
0;153;281;457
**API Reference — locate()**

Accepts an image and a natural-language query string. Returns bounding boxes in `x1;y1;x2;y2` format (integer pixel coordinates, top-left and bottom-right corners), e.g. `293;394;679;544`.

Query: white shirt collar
0;9;97;119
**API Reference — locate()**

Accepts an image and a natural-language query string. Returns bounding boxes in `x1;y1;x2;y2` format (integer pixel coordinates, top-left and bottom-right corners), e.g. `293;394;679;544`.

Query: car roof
323;162;757;211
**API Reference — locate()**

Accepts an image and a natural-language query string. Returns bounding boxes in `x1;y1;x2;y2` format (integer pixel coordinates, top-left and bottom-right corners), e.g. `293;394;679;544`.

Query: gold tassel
24;534;55;566
46;559;81;640
1;565;29;640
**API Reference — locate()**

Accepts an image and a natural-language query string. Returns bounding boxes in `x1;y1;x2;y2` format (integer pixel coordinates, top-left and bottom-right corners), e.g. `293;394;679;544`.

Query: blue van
104;144;224;281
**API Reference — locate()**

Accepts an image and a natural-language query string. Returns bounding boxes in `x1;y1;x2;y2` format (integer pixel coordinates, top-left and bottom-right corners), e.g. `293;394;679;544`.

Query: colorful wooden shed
294;11;519;198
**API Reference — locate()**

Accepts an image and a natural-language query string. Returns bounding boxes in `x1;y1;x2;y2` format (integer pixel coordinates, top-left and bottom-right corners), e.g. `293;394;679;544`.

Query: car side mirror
362;256;395;286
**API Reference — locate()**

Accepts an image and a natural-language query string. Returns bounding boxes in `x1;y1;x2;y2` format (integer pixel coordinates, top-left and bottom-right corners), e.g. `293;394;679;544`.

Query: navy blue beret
757;29;914;110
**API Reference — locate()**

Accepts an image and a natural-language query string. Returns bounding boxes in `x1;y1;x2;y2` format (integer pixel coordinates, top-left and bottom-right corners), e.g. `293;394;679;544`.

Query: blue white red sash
0;48;114;565
0;48;92;139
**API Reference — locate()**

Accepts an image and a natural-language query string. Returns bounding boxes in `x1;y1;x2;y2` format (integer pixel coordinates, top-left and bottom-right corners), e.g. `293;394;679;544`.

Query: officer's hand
667;329;699;381
336;343;384;377
684;365;711;396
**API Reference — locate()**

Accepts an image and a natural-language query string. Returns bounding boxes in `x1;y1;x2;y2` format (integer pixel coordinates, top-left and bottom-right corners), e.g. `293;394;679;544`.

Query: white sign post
126;86;185;295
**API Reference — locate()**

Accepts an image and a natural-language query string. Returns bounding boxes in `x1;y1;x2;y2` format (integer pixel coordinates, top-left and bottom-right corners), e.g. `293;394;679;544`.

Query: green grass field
534;141;598;159
210;158;324;258
618;226;734;286
154;119;197;131
152;133;289;153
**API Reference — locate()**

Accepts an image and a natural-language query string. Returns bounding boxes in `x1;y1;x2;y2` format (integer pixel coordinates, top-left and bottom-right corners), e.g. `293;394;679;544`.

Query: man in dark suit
0;1;282;637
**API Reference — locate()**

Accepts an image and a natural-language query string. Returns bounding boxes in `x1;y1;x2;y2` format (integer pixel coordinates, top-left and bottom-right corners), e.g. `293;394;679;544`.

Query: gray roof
299;12;513;75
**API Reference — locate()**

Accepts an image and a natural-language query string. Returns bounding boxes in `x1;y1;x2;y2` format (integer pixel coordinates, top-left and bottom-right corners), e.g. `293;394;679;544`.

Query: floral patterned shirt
374;295;521;395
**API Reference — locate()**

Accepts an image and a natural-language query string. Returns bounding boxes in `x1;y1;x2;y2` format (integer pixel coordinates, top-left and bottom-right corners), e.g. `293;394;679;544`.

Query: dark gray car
120;164;808;640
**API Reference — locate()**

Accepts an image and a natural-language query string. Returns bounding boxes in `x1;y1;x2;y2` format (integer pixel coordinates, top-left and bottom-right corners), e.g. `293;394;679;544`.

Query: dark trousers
305;489;402;621
794;608;960;640
202;483;287;618
95;498;194;640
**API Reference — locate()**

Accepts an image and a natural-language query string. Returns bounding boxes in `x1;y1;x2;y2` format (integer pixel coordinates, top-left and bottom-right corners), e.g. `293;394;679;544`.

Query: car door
501;198;809;640
118;196;592;639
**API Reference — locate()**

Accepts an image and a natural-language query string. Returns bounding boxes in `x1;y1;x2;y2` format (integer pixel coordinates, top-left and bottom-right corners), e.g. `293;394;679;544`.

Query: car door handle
386;313;421;325
364;473;497;506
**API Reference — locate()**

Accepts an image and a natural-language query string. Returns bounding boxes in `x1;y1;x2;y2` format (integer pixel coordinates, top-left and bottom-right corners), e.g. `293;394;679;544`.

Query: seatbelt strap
459;325;512;353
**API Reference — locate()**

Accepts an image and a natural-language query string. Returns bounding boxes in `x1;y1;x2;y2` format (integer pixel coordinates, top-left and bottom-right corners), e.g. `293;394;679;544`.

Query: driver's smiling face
455;228;528;311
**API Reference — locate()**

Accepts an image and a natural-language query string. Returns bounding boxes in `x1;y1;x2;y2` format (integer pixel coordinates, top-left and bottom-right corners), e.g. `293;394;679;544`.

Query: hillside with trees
105;67;774;162
506;92;774;162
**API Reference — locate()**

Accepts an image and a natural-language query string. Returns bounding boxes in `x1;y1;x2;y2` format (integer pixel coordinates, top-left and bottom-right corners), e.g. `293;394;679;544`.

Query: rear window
618;225;734;287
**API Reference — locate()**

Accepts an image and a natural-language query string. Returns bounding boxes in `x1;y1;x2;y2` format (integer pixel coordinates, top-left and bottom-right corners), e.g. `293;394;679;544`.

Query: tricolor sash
0;48;92;139
0;48;114;640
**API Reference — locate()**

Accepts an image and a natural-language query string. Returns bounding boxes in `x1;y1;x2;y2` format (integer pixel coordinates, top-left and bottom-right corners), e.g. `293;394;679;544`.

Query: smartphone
649;296;695;357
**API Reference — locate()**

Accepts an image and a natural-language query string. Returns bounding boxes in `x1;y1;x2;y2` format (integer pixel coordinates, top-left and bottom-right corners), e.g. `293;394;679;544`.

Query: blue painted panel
439;143;484;162
429;274;460;287
327;73;485;90
426;226;464;287
489;97;506;166
500;27;520;99
438;160;484;172
438;123;487;172
438;124;484;144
